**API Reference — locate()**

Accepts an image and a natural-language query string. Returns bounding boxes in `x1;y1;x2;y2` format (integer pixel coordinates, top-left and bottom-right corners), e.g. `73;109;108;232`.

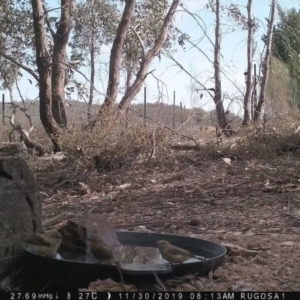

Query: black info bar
0;292;295;300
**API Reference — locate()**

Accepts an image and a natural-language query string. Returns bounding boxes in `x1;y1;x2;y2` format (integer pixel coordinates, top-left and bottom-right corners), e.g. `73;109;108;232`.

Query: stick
276;253;300;275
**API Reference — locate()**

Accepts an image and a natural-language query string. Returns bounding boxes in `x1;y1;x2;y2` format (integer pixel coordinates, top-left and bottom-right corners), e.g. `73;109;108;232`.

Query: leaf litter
34;154;300;291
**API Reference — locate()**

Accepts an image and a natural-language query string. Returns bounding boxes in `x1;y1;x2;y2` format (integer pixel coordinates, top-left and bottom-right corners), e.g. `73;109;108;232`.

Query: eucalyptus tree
243;0;254;125
120;0;169;92
98;0;180;117
118;0;177;110
0;1;34;102
70;0;119;118
0;0;180;150
0;0;75;151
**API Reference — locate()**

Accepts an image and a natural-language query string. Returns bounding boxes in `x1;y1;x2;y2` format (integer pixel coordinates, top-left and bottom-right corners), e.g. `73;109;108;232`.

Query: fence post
180;102;183;125
2;93;5;125
144;87;146;126
173;91;175;128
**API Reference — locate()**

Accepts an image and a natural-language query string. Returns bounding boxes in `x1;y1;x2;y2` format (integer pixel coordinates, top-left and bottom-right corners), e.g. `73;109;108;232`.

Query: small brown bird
157;240;196;264
24;231;62;258
88;236;126;291
88;236;114;262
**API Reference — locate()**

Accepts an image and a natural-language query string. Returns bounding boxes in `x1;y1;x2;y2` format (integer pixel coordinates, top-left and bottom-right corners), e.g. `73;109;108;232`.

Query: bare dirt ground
33;151;300;291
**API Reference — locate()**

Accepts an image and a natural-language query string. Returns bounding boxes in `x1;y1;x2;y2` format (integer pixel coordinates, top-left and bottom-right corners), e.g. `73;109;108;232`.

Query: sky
4;0;298;117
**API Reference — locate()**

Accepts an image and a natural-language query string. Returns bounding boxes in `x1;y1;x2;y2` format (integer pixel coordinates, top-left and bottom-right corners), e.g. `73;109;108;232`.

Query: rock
189;218;201;226
253;254;268;265
58;214;119;255
0;153;42;278
213;267;227;279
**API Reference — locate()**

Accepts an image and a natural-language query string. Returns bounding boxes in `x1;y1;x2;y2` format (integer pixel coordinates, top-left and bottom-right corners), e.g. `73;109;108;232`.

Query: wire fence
1;89;218;132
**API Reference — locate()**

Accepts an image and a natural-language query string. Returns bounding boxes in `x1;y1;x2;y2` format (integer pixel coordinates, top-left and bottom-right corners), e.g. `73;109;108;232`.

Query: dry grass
59;120;174;170
2;100;300;166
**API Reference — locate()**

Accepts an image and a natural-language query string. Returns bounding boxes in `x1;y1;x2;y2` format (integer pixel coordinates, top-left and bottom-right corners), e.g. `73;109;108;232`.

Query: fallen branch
9;102;46;156
43;212;67;226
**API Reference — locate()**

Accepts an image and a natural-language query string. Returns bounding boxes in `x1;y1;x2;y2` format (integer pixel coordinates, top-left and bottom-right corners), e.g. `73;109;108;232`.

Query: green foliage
266;57;293;113
263;6;300;107
68;0;120;97
71;0;119;55
0;0;35;91
69;0;177;94
272;7;300;67
122;0;172;74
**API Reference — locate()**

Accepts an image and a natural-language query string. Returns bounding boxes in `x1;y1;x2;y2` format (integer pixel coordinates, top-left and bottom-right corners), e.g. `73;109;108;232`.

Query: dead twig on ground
275;253;300;275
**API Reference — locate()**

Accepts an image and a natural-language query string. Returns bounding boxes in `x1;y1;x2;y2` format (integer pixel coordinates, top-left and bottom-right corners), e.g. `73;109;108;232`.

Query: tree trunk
99;0;136;115
254;0;276;122
251;64;258;120
8;86;14;104
31;0;61;152
118;0;180;111
88;29;95;120
243;0;254;126
214;0;232;135
123;69;132;126
51;0;75;128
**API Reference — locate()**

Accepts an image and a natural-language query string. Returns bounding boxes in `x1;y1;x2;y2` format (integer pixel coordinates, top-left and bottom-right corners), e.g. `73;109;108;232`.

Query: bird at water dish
24;231;62;258
157;240;197;264
88;236;126;291
88;236;115;262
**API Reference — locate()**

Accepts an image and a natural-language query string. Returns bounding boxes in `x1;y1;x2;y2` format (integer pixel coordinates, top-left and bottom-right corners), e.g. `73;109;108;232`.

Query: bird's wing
26;235;53;247
90;241;114;259
167;245;192;256
94;243;111;252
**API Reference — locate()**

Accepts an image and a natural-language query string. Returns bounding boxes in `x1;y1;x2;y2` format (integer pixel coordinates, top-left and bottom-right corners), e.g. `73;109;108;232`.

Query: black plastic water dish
22;231;226;287
117;231;226;276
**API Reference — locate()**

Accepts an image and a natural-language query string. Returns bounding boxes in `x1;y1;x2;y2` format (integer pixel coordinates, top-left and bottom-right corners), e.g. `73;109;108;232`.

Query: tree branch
43;4;56;39
0;51;39;82
118;0;180;110
132;25;145;59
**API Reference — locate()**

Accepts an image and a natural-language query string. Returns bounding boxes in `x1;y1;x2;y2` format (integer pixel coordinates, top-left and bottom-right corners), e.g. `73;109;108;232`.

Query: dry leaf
223;158;231;165
79;182;91;193
117;183;131;190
